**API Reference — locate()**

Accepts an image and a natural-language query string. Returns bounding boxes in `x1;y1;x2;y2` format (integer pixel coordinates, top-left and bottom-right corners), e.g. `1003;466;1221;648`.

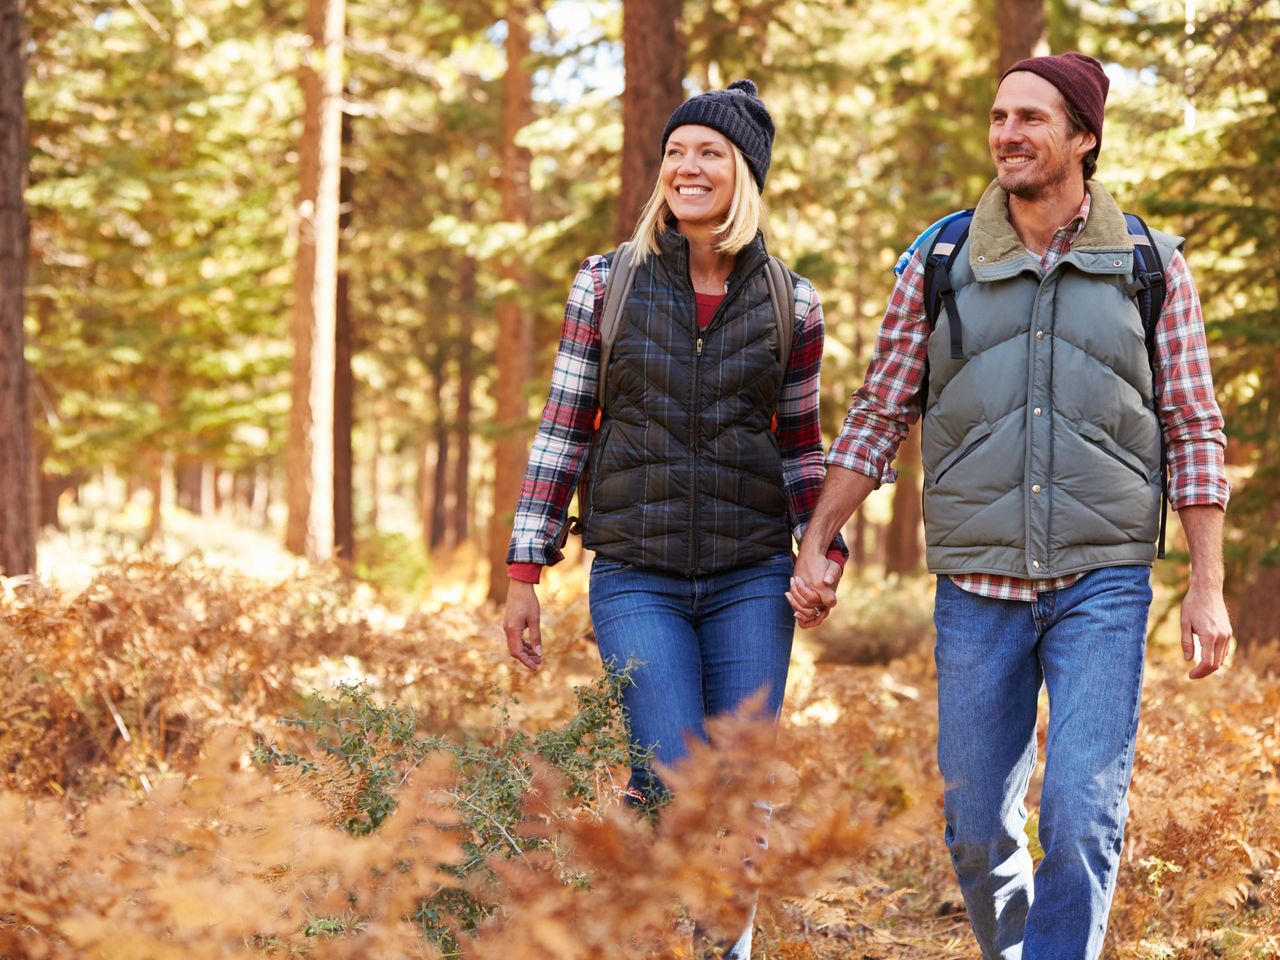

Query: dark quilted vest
583;229;791;575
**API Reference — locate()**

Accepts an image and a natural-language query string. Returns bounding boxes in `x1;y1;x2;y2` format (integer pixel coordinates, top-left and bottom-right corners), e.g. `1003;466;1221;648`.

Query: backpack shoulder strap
913;210;973;415
895;209;973;277
921;210;974;361
1122;211;1172;560
597;241;638;410
763;255;796;373
1122;212;1168;349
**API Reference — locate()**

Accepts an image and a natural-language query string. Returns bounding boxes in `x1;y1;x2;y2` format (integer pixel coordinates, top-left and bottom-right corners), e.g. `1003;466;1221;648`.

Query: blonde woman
503;83;845;952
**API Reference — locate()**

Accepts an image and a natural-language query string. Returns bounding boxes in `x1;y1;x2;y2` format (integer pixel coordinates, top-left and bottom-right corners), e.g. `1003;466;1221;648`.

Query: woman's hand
787;551;841;629
503;580;543;671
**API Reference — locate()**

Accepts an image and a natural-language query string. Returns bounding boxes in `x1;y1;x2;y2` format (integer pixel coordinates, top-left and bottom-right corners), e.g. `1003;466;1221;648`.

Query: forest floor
2;506;1278;959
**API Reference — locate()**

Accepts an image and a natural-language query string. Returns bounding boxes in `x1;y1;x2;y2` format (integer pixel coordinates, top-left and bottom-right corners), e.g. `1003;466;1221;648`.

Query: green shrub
256;671;635;953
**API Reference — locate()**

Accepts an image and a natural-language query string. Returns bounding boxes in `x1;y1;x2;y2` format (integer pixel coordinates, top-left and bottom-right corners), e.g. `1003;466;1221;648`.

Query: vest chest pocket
930;424;993;486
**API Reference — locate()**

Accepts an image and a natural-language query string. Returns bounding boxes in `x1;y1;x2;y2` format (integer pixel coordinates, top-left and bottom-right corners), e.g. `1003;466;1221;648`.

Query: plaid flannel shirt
828;192;1230;601
508;254;842;580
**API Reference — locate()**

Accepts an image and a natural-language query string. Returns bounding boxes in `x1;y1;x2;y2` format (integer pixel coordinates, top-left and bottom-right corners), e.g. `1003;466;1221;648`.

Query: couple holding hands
503;53;1231;960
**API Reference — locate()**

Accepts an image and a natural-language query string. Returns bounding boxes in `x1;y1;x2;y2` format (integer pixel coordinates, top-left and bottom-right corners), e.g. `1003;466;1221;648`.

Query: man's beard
999;153;1073;201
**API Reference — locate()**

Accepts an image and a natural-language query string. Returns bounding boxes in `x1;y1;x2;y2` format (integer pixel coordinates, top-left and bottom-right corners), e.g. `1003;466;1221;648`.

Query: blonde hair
628;145;767;263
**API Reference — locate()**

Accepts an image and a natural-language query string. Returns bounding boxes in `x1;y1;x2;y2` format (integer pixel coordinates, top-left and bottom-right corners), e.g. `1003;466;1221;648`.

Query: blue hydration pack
899;208;1172;558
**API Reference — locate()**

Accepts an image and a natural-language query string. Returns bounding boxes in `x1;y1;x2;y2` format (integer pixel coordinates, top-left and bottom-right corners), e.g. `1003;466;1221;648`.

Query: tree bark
367;410;380;531
333;97;355;565
286;0;345;562
487;1;536;602
996;0;1046;76
618;0;685;243
883;422;923;575
429;339;450;551
450;255;476;547
0;0;33;576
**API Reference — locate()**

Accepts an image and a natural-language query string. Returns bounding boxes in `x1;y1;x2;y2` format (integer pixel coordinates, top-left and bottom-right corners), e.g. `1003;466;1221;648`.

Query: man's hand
788;550;841;629
1181;580;1232;680
1178;504;1231;681
503;580;543;671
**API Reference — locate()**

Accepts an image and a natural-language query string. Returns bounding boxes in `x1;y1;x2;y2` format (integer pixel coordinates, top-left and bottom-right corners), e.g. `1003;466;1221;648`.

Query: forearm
797;465;878;561
1179;504;1225;590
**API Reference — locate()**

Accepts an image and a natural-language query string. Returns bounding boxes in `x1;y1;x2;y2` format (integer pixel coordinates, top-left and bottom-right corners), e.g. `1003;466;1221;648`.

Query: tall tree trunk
429;339;450;551
286;0;345;562
996;0;1046;75
487;1;535;602
333;97;355;565
450;255;476;547
1233;503;1280;650
0;0;33;577
200;461;216;516
618;0;685;243
883;422;923;575
367;410;380;531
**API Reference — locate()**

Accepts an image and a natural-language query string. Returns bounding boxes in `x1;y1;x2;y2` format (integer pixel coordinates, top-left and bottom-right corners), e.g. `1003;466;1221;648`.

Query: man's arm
1178;504;1232;680
1150;250;1232;679
788;252;932;626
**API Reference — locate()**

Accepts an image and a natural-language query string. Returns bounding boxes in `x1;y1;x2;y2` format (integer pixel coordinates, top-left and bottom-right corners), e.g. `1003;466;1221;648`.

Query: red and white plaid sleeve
1153;250;1230;511
506;257;606;574
777;279;848;559
825;253;927;483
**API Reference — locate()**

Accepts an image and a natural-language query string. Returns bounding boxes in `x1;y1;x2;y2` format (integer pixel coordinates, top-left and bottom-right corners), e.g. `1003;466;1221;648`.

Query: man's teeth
678;187;710;195
1003;156;1033;164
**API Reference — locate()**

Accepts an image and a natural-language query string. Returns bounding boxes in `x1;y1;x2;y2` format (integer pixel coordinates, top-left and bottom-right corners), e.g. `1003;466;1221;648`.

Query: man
789;52;1232;958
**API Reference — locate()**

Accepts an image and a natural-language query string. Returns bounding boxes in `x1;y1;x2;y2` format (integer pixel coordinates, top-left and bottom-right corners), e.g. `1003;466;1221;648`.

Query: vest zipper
687;259;764;576
690;333;701;576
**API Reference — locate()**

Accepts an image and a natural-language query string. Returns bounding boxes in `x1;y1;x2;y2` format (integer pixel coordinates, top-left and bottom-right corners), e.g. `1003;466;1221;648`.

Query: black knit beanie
660;79;775;190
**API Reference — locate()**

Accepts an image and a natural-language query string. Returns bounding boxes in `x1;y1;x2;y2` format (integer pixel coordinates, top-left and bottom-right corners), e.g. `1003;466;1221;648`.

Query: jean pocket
590;555;634;579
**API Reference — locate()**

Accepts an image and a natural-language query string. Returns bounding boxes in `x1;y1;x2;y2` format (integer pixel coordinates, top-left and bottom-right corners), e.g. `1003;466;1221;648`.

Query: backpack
560;242;796;542
911;210;1172;558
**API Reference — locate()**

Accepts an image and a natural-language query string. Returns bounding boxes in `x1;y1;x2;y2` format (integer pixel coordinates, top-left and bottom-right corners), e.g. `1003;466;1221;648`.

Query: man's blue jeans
934;565;1152;960
588;551;795;803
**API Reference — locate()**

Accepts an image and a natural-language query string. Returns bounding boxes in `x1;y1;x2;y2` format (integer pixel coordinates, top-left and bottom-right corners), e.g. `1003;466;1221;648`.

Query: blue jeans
588;551;795;803
934;566;1152;960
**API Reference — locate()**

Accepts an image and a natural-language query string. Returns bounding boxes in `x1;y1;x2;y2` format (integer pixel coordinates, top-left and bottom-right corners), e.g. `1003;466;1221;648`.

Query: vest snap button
1114;259;1123;267
1032;560;1040;569
1035;330;1044;340
1032;483;1042;493
1033;407;1042;416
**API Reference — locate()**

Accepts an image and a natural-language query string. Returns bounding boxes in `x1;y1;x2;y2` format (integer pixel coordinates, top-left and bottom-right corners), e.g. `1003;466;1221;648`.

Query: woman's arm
503;256;606;672
776;278;847;564
505;256;608;573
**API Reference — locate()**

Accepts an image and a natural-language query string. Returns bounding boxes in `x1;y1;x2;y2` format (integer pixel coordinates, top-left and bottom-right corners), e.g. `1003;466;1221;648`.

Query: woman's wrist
507;562;544;584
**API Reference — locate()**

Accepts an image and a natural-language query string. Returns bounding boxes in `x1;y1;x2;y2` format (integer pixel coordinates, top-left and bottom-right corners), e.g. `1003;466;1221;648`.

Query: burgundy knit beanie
1001;52;1109;156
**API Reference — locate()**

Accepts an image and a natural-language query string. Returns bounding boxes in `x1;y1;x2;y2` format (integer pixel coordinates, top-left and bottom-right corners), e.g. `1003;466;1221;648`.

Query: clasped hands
787;549;843;629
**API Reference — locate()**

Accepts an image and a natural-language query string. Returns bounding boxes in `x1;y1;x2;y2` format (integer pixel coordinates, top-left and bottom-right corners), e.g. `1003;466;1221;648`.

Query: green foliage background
22;0;1279;596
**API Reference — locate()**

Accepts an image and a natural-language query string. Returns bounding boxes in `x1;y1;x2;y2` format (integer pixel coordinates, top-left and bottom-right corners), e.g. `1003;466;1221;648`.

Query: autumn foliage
1;560;1277;958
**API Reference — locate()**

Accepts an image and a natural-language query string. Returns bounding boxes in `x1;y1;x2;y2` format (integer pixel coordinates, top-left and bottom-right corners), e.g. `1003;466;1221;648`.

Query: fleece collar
969;179;1134;278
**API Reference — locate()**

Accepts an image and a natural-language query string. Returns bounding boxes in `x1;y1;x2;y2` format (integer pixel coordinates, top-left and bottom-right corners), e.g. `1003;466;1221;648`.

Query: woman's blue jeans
934;565;1152;960
588;551;796;803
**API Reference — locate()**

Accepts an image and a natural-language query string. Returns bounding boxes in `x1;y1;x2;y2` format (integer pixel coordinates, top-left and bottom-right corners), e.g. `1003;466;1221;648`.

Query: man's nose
997;119;1024;145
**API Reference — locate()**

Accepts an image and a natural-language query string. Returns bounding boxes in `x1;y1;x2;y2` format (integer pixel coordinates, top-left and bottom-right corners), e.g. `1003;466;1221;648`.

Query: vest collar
655;224;770;291
969;179;1136;281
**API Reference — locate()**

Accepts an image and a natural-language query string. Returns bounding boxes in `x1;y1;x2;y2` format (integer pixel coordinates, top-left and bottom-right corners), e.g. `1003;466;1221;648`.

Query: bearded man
789;52;1232;959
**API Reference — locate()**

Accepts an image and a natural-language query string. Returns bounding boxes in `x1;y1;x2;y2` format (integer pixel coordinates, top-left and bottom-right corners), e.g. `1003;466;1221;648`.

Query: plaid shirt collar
1034;190;1092;268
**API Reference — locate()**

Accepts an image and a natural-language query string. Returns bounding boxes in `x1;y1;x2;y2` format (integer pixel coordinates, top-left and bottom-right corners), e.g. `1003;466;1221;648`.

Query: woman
502;79;844;954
